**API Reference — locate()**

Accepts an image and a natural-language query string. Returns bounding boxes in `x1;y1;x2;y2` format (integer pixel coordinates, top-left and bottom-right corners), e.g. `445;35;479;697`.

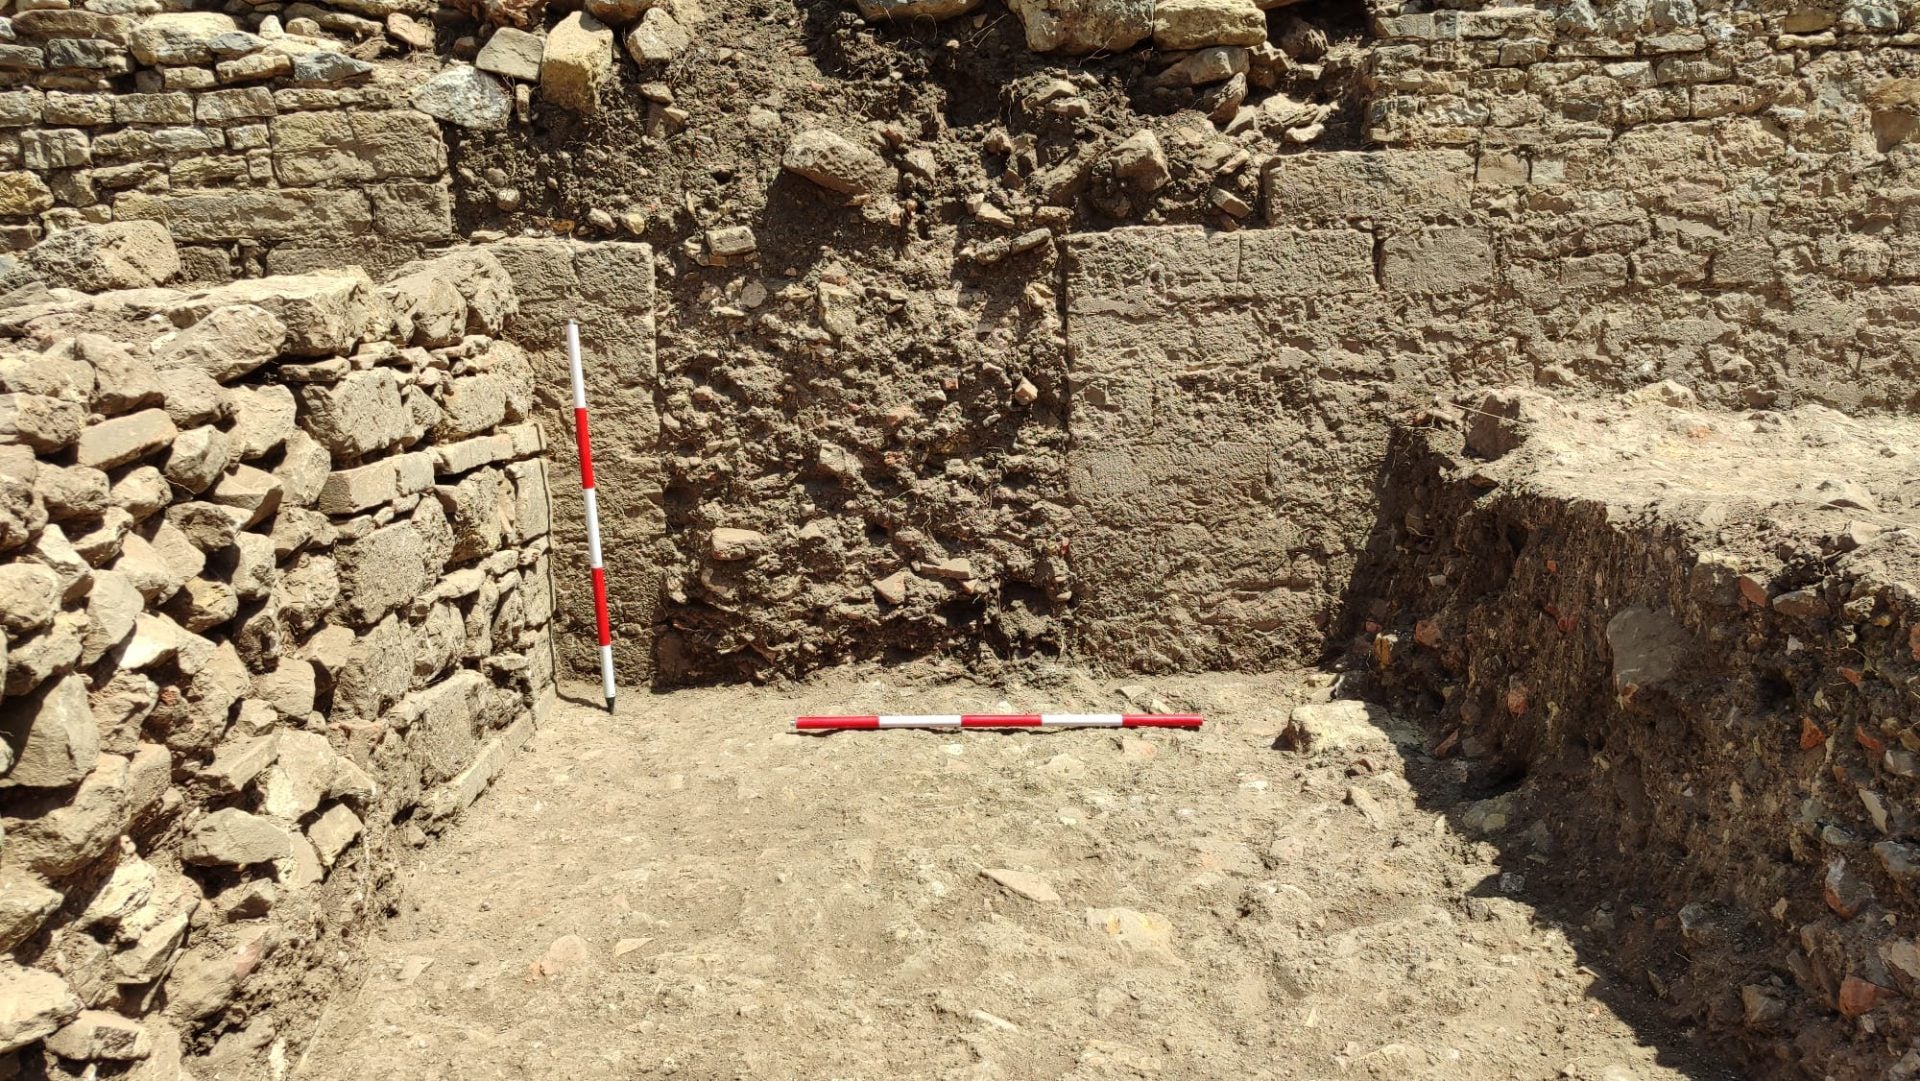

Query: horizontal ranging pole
793;714;1205;732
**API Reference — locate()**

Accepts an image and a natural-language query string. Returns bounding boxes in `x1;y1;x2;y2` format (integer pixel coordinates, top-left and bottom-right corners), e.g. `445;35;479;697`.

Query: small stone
1772;589;1828;620
1838;974;1893;1017
782;129;896;197
0;962;81;1054
707;225;756;257
1084;906;1177;961
476;26;543;81
44;1010;151;1061
983;867;1060;903
1741;984;1786;1027
623;8;688;62
1824;858;1873;919
1210;187;1250;217
709;527;766;561
76;408;176;470
307;803;361;866
182;808;292;866
1155;45;1247;87
921;557;973;581
412;64;511;132
536;933;593;979
386;12;434;50
1108;129;1169;193
288;51;369;87
872;570;910;605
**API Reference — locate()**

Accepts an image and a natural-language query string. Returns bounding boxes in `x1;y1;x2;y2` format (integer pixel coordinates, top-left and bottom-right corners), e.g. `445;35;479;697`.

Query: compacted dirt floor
293;665;1734;1080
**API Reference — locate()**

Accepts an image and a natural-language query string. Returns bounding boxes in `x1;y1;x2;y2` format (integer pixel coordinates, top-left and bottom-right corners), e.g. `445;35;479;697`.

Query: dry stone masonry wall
0;232;558;1074
0;2;453;280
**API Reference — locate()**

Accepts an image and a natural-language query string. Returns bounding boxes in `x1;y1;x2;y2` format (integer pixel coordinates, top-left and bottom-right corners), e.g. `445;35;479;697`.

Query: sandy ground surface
292;665;1734;1080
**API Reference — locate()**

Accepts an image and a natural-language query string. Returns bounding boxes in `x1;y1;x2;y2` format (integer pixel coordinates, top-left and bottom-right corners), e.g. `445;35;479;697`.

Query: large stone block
433;374;508;441
0;171;53;216
1007;0;1150;52
112;189;373;244
24;221;178;292
1381;227;1496;294
75;408;176;470
541;12;614;114
0;674;98;789
298;369;407;459
128;11;238;65
1263;150;1475;223
0;393;84;452
172;275;382;359
332;614;413;720
269;110;447;186
226;384;297;460
315;461;395;515
1239;229;1379;296
0;963;80;1054
389;249;517;334
405;669;489;784
151;303;287;383
335;521;429;624
181;808;290;866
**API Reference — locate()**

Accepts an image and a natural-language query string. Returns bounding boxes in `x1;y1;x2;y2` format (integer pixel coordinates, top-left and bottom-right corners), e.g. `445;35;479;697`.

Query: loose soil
293;666;1737;1080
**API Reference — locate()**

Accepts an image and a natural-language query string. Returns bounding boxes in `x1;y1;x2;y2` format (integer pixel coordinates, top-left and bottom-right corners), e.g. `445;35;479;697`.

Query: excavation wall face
1065;226;1393;671
1349;398;1920;1080
0;247;557;1071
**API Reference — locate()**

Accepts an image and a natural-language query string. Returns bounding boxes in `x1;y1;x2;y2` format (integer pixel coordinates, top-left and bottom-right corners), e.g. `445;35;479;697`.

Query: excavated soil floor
292;666;1734;1080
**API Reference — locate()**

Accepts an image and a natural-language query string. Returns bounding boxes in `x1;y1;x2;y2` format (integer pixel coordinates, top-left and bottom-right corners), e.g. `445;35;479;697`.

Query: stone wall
1346;391;1920;1079
490;237;660;686
0;234;557;1073
1061;0;1920;670
0;4;453;280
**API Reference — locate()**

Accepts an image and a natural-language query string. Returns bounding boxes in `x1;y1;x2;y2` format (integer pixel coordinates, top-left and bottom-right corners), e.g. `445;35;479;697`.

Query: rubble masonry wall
0;242;558;1071
1348;398;1920;1079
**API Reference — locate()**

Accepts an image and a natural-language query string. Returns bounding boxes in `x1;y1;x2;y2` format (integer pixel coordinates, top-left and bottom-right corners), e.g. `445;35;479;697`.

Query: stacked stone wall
0;2;453;282
0;235;557;1072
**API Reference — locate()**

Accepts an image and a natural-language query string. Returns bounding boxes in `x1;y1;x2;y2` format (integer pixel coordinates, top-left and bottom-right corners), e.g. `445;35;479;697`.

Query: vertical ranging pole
566;321;616;712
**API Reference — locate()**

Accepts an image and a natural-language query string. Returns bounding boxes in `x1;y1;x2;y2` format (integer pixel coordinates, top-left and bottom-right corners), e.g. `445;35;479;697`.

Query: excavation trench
3;0;1919;1073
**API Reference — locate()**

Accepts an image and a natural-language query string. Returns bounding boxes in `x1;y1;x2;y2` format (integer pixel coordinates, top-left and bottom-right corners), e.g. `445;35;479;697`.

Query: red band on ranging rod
792;714;1204;732
590;567;612;646
573;407;596;489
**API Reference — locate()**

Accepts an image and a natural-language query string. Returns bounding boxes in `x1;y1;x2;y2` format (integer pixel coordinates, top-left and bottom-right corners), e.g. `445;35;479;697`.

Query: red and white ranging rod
792;714;1204;732
566;320;616;712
